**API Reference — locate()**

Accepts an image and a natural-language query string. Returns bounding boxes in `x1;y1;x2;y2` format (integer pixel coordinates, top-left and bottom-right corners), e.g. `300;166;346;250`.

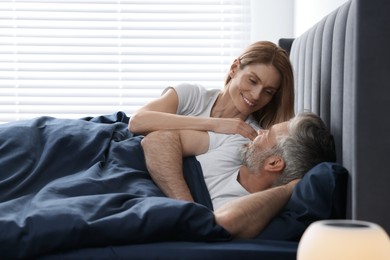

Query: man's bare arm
141;129;209;201
214;180;298;239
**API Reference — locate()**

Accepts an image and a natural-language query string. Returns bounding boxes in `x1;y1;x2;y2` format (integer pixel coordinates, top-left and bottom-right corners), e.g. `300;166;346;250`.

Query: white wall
294;0;349;36
250;0;294;44
250;0;349;43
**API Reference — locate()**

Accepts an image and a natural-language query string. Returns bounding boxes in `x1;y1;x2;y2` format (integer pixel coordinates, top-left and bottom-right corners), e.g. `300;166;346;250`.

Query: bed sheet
42;240;298;260
0;112;230;258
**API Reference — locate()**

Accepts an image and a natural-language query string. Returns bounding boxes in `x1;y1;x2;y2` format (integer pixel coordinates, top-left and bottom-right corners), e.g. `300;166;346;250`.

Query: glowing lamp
297;220;390;260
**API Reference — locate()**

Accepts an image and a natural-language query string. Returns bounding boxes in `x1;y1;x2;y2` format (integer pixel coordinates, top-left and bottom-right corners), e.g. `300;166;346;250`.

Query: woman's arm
129;89;215;135
129;88;258;140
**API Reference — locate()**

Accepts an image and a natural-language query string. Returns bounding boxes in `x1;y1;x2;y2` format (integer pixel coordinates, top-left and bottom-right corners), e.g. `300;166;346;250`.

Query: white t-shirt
164;83;220;117
166;83;260;210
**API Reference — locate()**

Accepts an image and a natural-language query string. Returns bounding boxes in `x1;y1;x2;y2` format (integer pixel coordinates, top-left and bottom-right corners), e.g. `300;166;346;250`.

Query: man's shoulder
208;132;249;151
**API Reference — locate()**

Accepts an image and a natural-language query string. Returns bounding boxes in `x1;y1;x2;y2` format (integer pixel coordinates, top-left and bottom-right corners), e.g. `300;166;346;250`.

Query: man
141;112;336;239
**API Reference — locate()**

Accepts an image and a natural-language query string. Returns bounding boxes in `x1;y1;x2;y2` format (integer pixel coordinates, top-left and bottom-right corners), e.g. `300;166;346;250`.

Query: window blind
0;0;251;123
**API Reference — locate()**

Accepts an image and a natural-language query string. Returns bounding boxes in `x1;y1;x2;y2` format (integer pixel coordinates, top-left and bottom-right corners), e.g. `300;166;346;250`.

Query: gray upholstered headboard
281;0;390;233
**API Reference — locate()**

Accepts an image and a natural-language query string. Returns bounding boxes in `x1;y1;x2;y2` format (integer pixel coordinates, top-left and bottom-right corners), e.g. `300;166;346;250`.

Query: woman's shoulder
173;83;220;95
167;83;220;103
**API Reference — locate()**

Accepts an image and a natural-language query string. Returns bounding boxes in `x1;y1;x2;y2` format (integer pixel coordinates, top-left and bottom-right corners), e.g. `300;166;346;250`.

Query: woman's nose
251;85;263;99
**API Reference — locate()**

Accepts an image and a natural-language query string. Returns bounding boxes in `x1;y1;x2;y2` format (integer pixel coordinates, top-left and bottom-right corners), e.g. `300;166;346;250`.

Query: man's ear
229;59;240;78
264;155;285;173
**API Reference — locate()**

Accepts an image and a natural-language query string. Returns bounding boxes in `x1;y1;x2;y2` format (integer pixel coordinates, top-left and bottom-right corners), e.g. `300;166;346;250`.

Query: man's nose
257;129;265;136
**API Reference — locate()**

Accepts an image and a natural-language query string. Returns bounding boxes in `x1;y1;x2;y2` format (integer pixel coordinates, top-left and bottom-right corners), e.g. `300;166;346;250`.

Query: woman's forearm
129;111;214;135
129;110;257;140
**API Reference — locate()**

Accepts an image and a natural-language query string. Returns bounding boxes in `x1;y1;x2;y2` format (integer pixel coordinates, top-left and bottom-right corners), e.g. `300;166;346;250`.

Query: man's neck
237;165;274;193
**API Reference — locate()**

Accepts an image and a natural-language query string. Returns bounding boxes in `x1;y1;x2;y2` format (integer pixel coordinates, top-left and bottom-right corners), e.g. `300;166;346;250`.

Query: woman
129;41;294;140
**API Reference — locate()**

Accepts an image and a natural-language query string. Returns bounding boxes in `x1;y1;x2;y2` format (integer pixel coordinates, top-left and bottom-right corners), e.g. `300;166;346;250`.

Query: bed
0;112;346;259
2;0;389;258
284;0;390;236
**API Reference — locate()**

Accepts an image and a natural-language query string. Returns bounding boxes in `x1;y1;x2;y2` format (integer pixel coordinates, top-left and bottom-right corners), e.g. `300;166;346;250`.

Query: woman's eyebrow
249;72;261;81
249;72;279;90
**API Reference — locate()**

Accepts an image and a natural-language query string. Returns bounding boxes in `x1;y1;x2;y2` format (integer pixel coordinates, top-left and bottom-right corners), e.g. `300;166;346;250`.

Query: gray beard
240;144;268;173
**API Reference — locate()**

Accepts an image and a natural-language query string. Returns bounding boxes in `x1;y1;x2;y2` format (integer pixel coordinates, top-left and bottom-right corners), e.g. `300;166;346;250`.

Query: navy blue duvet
0;112;230;258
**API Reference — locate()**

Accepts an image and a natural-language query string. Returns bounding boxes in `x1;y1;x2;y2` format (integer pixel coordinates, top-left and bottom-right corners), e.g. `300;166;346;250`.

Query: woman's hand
211;118;258;140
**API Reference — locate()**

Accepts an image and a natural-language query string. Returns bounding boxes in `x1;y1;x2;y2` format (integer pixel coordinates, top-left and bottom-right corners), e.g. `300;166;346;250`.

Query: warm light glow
297;220;390;260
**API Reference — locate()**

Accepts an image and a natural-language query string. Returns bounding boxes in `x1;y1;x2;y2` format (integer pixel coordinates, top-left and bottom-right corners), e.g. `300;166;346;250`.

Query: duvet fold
0;112;230;258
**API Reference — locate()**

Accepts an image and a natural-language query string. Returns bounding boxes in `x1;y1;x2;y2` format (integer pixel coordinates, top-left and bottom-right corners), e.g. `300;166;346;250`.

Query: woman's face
228;61;281;116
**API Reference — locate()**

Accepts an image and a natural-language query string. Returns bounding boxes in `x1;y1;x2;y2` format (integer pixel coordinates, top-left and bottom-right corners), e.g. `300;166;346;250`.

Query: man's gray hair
273;112;336;186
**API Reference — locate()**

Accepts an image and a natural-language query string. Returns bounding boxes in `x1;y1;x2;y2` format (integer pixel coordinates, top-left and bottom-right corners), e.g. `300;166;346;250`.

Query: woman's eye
249;78;257;84
266;90;275;96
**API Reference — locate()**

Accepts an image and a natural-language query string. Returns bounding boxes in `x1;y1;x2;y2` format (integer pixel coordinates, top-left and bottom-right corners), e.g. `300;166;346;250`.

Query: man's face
240;121;289;172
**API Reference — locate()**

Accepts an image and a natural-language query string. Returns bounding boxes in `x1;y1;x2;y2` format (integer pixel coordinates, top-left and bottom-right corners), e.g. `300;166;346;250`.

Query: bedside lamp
297;220;390;260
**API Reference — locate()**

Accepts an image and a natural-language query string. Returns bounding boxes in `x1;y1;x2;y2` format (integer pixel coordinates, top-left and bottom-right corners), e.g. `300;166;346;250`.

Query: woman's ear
229;59;241;78
264;155;285;173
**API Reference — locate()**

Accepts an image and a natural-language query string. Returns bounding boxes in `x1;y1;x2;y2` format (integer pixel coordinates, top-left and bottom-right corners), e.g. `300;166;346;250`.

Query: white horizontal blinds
0;0;251;123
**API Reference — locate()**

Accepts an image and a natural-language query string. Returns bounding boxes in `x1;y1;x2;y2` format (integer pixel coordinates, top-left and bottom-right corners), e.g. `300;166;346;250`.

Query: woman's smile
241;93;255;107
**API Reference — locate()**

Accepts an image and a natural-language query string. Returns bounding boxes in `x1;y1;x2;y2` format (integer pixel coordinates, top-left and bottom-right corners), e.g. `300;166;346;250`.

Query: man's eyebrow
268;126;282;140
265;127;274;140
